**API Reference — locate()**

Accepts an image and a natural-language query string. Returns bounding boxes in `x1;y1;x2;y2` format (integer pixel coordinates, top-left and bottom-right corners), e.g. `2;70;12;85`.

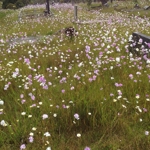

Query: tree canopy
2;0;31;9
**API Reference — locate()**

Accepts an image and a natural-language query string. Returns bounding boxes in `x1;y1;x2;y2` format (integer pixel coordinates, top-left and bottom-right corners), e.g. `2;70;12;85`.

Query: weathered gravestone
129;32;150;59
144;6;150;10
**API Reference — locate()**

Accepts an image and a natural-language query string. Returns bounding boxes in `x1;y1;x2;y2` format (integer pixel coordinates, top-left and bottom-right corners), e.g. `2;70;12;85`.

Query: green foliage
87;0;92;6
6;2;16;9
2;0;30;9
15;0;23;8
0;2;150;150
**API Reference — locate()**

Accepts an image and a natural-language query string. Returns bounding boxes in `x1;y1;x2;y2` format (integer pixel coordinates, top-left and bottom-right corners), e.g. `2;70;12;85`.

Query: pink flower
61;89;65;93
74;113;79;120
20;94;24;99
84;147;91;150
139;38;143;43
29;136;34;143
31;95;35;100
20;144;26;150
147;43;150;48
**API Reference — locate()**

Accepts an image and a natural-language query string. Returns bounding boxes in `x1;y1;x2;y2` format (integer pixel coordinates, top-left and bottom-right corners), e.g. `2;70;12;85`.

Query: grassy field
0;1;150;150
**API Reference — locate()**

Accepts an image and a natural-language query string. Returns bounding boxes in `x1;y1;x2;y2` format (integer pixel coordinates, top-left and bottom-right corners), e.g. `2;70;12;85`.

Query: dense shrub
15;0;23;8
6;2;16;9
2;0;30;9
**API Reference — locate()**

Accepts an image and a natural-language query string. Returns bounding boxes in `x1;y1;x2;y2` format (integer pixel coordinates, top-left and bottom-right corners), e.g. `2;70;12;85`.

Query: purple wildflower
84;147;91;150
20;144;26;150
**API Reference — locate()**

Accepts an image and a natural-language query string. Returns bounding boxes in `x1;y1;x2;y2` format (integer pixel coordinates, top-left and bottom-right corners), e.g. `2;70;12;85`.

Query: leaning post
74;5;78;21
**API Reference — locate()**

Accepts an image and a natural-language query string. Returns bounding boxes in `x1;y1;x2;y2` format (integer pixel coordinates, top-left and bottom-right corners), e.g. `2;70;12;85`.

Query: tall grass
0;2;150;150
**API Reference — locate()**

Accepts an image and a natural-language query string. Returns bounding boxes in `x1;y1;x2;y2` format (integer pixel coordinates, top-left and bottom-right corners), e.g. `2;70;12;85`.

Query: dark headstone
129;32;150;57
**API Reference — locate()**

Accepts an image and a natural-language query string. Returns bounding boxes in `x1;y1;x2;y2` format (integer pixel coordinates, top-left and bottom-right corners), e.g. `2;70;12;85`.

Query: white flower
53;113;57;117
21;112;26;115
44;132;51;137
42;114;48;119
46;147;51;150
110;77;114;80
32;127;37;131
88;112;91;115
39;102;42;105
116;57;120;62
122;105;127;108
136;95;140;99
29;132;34;136
0;120;8;126
145;131;149;135
146;59;150;64
77;133;81;137
113;99;117;102
0;100;4;105
110;66;113;70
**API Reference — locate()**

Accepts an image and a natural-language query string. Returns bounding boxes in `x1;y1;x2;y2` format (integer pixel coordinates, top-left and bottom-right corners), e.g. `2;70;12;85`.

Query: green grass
0;1;150;150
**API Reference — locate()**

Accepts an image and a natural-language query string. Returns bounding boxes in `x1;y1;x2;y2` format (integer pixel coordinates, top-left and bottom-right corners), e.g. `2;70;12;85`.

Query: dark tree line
1;0;112;9
2;0;30;9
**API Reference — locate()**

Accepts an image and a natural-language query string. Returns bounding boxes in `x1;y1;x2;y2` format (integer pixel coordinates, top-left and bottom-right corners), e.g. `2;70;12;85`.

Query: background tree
2;0;31;9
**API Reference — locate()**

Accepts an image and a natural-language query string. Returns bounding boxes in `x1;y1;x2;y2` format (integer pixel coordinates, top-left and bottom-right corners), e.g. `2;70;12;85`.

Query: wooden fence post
74;6;78;21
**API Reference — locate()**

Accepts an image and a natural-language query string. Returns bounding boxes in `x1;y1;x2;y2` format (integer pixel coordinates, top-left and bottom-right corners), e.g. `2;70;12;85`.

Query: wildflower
84;147;91;150
110;93;114;96
46;147;51;150
29;132;34;136
138;38;143;44
88;112;91;115
21;112;26;115
147;59;150;64
113;99;117;102
53;113;57;117
115;83;122;87
143;108;147;112
70;86;75;90
32;127;37;131
77;133;81;137
0;100;4;105
0;120;7;126
145;131;149;135
20;94;24;99
29;136;34;143
39;102;42;105
44;132;51;137
21;100;26;104
31;95;35;100
20;144;26;150
74;113;80;120
116;57;120;62
61;89;65;93
129;74;133;79
136;94;140;99
42;114;48;120
147;43;150;48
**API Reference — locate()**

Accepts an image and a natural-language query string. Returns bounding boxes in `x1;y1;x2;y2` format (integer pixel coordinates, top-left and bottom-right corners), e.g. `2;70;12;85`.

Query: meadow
0;1;150;150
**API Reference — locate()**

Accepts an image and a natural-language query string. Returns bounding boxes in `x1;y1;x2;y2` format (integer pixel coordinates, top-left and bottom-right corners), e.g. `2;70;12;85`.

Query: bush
6;3;16;9
15;0;24;8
